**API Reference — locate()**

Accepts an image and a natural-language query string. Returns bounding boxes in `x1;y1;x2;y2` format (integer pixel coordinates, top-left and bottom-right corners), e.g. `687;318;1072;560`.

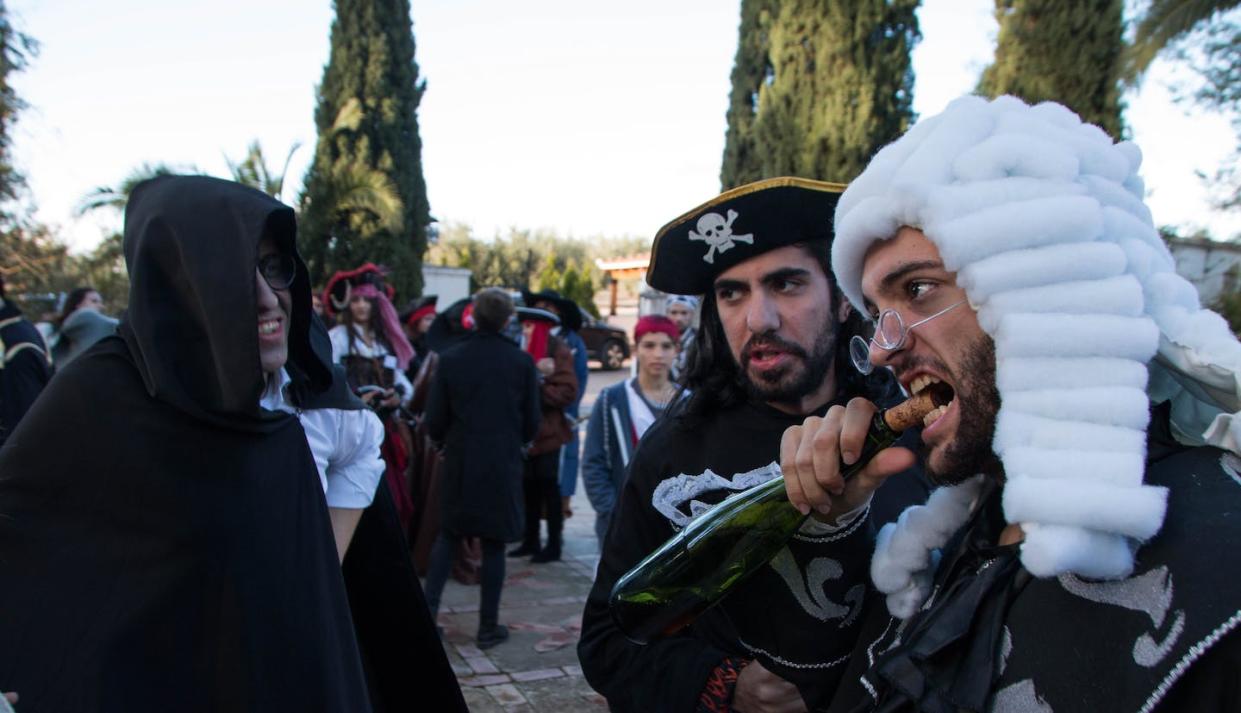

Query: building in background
1167;236;1241;305
422;265;471;307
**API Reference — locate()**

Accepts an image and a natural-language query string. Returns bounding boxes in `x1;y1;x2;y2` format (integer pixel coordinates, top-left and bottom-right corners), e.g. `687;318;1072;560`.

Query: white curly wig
831;95;1241;616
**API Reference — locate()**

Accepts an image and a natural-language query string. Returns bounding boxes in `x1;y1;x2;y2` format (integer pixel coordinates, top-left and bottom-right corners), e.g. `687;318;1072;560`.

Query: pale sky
9;0;1240;255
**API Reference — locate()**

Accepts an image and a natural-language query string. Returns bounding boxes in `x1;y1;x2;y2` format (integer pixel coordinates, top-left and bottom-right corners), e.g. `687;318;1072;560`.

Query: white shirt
260;368;385;509
328;324;414;406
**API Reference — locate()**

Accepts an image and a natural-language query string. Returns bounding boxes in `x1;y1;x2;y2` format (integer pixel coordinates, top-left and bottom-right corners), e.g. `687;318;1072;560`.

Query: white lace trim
650;462;780;530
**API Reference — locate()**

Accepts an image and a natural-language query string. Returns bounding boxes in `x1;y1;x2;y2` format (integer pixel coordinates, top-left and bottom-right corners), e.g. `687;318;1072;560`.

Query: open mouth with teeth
909;375;955;429
258;319;282;336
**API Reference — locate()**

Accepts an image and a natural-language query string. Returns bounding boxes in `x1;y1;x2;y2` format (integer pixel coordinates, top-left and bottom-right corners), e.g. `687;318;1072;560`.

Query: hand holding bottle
780;397;916;521
609;392;937;645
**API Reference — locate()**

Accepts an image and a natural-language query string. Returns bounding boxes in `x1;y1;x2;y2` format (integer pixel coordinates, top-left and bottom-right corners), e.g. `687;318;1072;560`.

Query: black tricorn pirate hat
399;294;439;324
646;177;845;295
521;289;582;332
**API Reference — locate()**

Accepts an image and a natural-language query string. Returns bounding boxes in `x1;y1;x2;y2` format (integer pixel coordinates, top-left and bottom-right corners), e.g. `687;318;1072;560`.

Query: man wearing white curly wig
781;95;1241;712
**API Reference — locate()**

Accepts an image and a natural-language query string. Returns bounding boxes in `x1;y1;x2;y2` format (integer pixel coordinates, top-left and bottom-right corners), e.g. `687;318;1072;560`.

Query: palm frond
319;160;404;234
1124;0;1241;82
73;162;183;217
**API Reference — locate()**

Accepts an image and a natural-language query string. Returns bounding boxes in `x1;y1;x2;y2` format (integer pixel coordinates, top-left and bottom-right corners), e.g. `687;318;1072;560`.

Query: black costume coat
424;331;541;542
0;302;52;447
0;176;374;711
579;395;930;712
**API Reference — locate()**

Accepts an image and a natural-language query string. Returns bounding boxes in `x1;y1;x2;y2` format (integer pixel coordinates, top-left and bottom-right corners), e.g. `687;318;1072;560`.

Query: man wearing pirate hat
508;302;579;564
522;288;591;544
579;177;929;712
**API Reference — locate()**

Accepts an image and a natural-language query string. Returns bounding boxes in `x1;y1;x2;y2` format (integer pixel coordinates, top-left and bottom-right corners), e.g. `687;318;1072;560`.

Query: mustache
741;333;807;364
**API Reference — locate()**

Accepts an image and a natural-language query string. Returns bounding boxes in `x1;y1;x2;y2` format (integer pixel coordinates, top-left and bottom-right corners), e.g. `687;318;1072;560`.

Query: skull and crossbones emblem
688;209;753;264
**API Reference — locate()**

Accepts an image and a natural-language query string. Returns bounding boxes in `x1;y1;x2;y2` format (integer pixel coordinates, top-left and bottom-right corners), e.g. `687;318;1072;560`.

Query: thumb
848;446;916;500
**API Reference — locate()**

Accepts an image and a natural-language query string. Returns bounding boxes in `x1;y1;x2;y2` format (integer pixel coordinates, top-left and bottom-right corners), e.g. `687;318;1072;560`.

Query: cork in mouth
910;375;955;429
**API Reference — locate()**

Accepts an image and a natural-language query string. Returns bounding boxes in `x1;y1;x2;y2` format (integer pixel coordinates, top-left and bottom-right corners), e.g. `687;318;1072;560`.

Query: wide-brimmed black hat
521;289;582;331
646;176;845;295
515;306;561;326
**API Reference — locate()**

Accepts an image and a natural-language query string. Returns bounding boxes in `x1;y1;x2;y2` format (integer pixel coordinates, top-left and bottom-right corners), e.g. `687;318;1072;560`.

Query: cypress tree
978;0;1125;140
0;0;35;210
720;0;920;189
300;0;431;298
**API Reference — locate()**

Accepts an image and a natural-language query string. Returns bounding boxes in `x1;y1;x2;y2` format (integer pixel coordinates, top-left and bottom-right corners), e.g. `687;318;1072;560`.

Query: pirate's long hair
675;240;897;425
339;295;392;356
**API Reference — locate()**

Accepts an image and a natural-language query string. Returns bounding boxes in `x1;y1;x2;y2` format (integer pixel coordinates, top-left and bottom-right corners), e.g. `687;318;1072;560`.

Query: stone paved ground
427;366;627;712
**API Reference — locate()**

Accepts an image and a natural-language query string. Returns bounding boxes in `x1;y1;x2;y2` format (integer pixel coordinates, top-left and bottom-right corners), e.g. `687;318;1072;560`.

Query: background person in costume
400;293;437;381
0;274;52;448
578;178;929;713
0;175;373;710
49;286;117;368
581;314;682;548
324;264;418;532
508;304;579;563
422;287;541;650
57;286;103;320
408;297;484;584
664;293;698;379
523;289;589;527
780;95;1241;712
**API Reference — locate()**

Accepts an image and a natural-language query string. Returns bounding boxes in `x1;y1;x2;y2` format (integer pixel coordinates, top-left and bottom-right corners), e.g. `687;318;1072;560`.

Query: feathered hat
322;263;414;370
322;263;395;317
831;95;1241;614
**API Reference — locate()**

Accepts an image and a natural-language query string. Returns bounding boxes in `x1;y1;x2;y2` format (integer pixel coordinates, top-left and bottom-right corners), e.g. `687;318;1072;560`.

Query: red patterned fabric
696;657;749;712
380;418;414;530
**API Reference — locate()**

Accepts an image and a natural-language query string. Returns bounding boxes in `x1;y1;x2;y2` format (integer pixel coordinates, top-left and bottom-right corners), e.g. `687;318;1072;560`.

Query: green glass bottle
609;394;934;645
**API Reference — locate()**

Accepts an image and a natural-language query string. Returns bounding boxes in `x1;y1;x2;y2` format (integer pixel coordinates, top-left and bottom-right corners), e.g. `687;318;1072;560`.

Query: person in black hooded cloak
0;175;465;712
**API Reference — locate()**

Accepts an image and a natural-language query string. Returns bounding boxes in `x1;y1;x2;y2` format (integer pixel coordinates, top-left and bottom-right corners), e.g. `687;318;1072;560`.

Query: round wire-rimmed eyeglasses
850;300;966;375
258;253;298;291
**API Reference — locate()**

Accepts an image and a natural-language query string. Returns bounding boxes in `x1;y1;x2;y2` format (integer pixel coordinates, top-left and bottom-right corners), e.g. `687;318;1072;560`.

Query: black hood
119;175;332;427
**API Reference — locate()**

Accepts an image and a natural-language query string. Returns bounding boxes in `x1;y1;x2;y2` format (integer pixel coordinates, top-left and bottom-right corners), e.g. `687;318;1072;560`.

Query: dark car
578;308;630;370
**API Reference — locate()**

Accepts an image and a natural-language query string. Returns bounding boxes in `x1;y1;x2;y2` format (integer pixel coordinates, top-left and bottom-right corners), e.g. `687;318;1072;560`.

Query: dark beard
739;322;837;406
925;334;1003;486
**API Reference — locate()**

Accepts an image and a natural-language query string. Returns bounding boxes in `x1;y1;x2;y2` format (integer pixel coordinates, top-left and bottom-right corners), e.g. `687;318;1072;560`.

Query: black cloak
0;176;371;711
